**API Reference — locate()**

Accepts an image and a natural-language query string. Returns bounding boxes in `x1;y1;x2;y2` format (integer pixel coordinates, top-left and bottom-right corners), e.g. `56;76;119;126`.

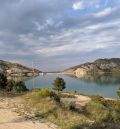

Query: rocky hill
63;58;120;76
0;60;42;76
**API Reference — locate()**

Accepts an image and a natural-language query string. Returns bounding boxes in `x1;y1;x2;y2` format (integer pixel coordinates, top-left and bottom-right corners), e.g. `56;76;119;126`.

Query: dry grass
20;92;90;129
14;91;120;129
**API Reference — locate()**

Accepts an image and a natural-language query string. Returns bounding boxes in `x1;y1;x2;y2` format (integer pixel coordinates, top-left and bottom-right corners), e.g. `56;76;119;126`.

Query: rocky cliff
63;58;120;76
0;60;42;76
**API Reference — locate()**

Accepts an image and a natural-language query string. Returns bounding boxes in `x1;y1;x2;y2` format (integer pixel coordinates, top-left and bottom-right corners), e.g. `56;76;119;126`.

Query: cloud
0;0;120;70
72;1;84;10
94;7;115;17
72;0;101;11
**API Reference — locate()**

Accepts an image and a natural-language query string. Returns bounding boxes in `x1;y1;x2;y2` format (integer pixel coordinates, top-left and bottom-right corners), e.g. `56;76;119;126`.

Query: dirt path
0;97;56;129
61;93;91;106
0;93;91;129
75;94;91;106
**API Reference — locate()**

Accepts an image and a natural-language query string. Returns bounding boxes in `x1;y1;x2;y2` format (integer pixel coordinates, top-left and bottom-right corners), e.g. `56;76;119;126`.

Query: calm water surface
25;74;120;99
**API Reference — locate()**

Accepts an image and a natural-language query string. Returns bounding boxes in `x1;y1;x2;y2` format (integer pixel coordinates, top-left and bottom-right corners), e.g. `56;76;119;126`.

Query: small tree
0;73;7;89
53;77;66;92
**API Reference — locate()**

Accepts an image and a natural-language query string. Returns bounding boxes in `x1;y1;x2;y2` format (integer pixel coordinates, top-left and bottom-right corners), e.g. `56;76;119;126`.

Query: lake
24;74;120;99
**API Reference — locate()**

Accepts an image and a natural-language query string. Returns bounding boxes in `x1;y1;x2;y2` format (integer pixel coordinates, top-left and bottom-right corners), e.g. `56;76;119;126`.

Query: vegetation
12;81;28;93
117;87;120;98
53;77;66;92
37;88;50;98
0;73;28;92
0;73;7;89
37;88;60;102
18;89;120;129
21;91;88;129
6;79;15;91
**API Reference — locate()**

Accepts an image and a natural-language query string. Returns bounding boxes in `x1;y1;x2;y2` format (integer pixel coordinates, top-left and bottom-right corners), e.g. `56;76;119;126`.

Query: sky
0;0;120;71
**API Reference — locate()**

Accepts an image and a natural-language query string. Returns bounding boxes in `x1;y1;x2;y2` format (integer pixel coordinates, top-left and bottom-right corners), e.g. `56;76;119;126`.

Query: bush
12;81;28;93
37;88;50;98
69;101;76;110
6;79;15;92
37;88;61;102
49;91;60;102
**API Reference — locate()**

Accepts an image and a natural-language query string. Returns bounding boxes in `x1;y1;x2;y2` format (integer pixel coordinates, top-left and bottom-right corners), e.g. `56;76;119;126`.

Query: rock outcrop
0;60;42;76
63;58;120;76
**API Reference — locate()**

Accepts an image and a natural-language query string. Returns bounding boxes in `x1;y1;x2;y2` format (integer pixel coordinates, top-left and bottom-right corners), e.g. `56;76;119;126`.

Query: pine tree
53;77;66;92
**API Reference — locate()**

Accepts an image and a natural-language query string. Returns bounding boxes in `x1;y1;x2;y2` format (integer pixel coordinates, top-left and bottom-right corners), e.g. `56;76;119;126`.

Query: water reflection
67;74;120;85
7;76;33;82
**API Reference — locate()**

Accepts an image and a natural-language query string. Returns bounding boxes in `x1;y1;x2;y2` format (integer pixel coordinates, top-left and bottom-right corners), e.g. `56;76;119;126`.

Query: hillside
63;58;120;76
0;60;42;76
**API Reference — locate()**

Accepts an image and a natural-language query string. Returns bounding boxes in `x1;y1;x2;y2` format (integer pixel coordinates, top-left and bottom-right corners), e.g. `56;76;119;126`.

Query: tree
6;80;28;93
0;73;28;92
6;79;15;92
13;81;28;93
53;77;66;92
0;73;7;89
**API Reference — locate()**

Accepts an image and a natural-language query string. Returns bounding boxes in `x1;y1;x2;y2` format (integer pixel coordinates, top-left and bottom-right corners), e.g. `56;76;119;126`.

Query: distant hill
0;60;42;76
63;58;120;75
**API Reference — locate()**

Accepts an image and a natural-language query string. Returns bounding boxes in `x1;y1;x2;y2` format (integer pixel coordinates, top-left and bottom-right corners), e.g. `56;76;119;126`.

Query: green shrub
37;88;60;102
49;91;60;102
86;101;106;111
37;88;50;98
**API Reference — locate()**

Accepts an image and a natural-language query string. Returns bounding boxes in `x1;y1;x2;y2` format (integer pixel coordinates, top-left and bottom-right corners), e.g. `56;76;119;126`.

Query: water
24;74;120;99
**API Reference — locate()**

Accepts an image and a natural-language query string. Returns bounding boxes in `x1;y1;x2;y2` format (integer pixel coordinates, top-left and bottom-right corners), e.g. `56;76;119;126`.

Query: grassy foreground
13;89;120;129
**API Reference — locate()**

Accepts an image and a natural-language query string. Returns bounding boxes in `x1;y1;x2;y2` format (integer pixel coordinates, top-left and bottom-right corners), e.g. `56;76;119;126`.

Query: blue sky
0;0;120;71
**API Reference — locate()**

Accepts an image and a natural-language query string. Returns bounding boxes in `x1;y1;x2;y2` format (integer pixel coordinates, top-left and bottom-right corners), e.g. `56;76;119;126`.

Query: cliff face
0;60;41;76
64;58;120;76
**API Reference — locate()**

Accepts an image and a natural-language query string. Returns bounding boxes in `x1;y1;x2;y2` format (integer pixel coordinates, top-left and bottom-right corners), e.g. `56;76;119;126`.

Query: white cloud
94;8;114;17
72;0;101;11
72;1;84;10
